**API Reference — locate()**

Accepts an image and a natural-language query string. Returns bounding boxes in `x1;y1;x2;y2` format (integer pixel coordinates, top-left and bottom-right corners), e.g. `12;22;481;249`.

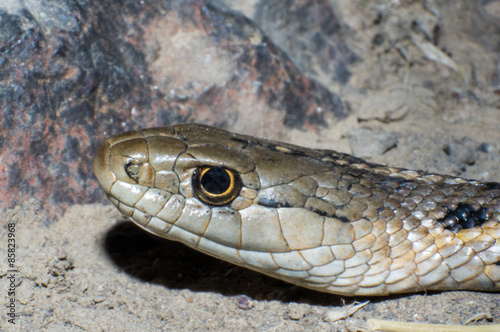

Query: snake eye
125;160;142;182
192;166;242;206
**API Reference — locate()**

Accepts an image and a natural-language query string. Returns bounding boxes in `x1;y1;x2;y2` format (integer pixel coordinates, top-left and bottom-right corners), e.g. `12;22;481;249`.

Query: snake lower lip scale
93;123;500;296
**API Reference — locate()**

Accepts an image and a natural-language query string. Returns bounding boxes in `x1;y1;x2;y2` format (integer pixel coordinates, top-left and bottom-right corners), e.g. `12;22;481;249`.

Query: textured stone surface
0;0;346;220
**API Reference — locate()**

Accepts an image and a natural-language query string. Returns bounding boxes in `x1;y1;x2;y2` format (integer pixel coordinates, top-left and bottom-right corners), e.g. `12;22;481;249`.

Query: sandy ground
3;1;500;331
3;201;500;331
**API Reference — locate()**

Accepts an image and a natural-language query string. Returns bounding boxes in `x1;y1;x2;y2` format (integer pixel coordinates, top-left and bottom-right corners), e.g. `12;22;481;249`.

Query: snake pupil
201;167;231;194
192;166;241;206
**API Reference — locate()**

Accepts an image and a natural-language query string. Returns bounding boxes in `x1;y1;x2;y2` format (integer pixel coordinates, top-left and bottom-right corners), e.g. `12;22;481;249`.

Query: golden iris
192;166;241;206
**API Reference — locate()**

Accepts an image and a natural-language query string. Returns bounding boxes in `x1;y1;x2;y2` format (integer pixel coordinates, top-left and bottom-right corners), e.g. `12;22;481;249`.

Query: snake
93;123;500;296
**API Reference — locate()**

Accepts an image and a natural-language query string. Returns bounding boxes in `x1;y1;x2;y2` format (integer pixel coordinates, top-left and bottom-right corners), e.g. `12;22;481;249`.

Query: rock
0;0;346;220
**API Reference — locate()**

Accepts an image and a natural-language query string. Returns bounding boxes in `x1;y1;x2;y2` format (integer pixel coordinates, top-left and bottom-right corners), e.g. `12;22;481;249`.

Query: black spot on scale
334;214;351;223
257;197;293;208
308;207;335;218
230;137;250;145
286;149;310;158
293;206;351;223
439;203;491;232
257;199;347;221
483;182;500;191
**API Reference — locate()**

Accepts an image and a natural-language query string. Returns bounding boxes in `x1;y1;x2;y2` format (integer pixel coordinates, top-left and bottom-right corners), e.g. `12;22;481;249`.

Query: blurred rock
0;0;346;219
347;128;398;159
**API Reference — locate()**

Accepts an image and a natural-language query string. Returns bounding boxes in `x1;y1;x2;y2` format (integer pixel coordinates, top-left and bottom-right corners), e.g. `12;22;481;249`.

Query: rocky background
2;0;500;330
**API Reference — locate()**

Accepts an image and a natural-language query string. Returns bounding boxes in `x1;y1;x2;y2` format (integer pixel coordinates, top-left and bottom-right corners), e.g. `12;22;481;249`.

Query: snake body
93;124;500;296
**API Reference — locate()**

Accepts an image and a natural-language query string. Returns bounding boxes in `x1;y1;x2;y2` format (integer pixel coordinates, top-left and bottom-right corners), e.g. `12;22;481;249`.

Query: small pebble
287;303;308;320
235;295;254;310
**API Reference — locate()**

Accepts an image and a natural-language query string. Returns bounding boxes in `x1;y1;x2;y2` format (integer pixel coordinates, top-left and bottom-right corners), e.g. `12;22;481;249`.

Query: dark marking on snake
284;149;309;158
439;203;491;232
308;207;335;218
230;137;250;145
258;199;342;220
334;214;351;223
258;197;293;208
483;182;500;191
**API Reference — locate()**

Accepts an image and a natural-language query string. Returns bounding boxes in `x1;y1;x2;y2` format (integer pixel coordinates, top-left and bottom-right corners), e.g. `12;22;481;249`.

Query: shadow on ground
103;220;429;307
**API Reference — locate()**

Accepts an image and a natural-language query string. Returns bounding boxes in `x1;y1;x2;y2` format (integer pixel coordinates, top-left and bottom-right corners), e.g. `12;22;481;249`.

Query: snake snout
93;140;114;194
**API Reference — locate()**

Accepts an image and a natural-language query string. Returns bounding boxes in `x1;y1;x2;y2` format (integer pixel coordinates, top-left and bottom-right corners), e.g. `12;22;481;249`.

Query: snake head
93;124;500;296
93;125;266;248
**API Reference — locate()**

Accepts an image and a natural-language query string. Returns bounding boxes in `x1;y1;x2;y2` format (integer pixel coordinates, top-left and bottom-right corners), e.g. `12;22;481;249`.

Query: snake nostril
125;160;142;183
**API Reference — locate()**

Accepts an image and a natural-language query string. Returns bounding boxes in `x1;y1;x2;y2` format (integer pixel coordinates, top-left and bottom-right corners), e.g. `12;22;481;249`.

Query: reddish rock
0;0;348;220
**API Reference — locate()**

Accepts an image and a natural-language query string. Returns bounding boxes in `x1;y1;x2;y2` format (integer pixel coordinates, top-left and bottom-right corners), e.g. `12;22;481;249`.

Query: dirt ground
3;1;500;331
